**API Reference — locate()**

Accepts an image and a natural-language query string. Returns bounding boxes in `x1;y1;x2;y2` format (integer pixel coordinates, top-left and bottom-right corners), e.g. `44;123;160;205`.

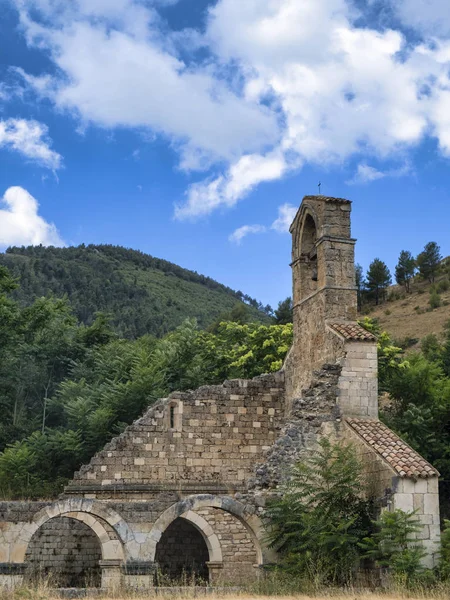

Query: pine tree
355;264;365;311
274;297;293;324
366;259;392;305
416;242;442;283
395;250;416;292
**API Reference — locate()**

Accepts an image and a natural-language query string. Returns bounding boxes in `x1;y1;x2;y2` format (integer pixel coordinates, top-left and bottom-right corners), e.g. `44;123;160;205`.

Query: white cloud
0;119;62;169
347;161;412;184
176;151;286;219
271;203;297;233
0;187;65;247
392;0;450;38
229;224;266;245
14;1;277;171
9;0;450;219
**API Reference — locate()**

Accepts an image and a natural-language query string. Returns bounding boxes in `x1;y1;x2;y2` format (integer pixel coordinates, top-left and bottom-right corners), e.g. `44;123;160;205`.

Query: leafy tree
265;438;371;586
360;510;427;586
366;259;391;305
274;297;293;325
416;242;442;283
395;250;416;292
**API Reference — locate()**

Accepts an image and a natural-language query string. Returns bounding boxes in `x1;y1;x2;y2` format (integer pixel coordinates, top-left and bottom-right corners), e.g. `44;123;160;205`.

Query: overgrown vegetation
0;264;292;498
265;439;441;589
0;244;271;338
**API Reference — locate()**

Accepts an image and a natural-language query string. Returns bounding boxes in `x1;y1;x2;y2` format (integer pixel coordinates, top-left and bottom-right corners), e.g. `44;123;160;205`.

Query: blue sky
1;0;450;308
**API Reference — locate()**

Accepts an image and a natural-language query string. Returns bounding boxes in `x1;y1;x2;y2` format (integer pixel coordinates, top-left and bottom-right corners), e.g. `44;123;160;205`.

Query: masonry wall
197;507;258;585
24;517;102;587
393;478;441;568
338;341;378;418
72;373;285;488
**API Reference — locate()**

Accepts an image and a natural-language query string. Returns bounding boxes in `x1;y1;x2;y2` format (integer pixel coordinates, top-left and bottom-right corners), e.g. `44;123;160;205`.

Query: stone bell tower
284;195;378;418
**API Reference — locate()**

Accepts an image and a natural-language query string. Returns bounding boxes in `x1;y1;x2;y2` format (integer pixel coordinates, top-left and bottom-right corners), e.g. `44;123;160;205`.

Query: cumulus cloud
391;0;450;37
0;119;62;169
176;151;286;219
13;0;277;171
271;203;298;233
228;224;266;245
0;186;65;247
9;0;450;218
347;161;412;184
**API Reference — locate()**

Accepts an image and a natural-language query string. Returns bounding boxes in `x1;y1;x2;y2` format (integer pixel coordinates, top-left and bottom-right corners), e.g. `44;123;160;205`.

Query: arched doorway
25;516;102;588
155;518;209;585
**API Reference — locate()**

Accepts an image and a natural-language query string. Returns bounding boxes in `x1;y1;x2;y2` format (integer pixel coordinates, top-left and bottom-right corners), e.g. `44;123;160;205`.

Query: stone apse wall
0;195;441;590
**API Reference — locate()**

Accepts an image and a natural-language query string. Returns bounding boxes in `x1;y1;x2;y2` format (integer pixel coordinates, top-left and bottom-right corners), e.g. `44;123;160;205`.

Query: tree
395;250;416;293
355;264;365;311
274;297;293;325
360;510;427;585
416;242;442;283
265;438;371;586
366;259;392;305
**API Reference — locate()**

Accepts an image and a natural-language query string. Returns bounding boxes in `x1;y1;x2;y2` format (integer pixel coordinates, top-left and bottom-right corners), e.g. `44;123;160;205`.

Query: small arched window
167;400;182;432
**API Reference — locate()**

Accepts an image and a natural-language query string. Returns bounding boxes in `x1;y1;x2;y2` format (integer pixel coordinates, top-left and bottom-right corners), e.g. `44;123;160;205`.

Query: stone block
394;493;414;512
424;493;439;516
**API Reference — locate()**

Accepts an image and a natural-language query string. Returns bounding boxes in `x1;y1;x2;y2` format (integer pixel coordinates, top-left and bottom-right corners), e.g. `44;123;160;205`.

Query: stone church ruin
0;195;441;590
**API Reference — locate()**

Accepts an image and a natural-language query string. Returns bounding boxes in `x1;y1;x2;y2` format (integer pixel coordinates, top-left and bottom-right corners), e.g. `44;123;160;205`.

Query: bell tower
284;195;377;418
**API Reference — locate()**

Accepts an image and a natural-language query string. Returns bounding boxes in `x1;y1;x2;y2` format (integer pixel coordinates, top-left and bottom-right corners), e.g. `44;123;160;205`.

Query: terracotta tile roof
346;418;439;479
328;322;377;342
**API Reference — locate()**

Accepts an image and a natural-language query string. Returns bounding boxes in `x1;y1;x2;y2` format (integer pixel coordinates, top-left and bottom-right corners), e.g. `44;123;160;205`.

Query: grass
4;587;450;600
369;273;450;345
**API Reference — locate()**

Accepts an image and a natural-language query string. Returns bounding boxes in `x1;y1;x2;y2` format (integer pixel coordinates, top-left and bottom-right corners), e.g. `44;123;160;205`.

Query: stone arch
14;499;134;565
294;206;319;302
148;495;264;565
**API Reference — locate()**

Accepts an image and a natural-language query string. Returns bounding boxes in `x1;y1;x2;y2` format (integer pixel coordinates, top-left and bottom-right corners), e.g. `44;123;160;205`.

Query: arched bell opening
24;516;102;588
298;212;318;300
155;517;209;585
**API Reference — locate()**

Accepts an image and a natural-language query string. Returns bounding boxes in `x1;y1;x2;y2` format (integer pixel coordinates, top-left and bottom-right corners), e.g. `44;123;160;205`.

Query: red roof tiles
328;322;377;342
346;417;439;479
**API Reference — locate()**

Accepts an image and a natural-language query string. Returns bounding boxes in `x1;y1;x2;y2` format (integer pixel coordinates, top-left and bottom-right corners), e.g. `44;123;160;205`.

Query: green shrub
429;291;442;309
440;519;450;580
360;509;429;587
385;309;392;316
438;279;450;292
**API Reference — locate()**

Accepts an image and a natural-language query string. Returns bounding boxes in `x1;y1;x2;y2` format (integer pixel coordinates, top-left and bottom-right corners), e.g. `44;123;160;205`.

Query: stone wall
24;517;102;587
71;373;285;489
338;341;378;418
393;478;440;568
197;507;258;585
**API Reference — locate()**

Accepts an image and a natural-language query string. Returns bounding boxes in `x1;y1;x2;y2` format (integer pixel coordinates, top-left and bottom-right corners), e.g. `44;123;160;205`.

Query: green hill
0;244;270;338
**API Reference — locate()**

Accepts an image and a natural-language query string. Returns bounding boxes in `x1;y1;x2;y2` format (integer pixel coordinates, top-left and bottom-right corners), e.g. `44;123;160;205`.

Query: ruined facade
0;195;441;590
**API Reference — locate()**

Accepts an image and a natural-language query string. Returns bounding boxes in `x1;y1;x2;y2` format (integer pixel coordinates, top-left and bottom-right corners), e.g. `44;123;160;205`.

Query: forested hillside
0;245;270;338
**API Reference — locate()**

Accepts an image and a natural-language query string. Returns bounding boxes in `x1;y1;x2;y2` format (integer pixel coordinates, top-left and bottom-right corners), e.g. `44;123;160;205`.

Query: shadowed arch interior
155;517;209;584
298;212;318;300
24;516;102;588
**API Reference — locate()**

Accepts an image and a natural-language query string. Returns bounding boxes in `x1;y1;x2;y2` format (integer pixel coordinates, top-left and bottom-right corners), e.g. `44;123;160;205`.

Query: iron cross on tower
318;182;321;194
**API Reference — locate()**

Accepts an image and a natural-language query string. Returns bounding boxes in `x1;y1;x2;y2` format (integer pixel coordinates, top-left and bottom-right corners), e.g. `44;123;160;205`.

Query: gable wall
72;373;285;489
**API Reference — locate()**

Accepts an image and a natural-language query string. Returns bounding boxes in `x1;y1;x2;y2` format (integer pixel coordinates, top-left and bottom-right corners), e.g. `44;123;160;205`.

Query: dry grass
368;276;450;345
4;590;450;600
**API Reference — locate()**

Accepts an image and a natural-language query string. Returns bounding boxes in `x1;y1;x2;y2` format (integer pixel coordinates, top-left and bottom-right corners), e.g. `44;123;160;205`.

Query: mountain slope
368;267;450;345
0;244;269;338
